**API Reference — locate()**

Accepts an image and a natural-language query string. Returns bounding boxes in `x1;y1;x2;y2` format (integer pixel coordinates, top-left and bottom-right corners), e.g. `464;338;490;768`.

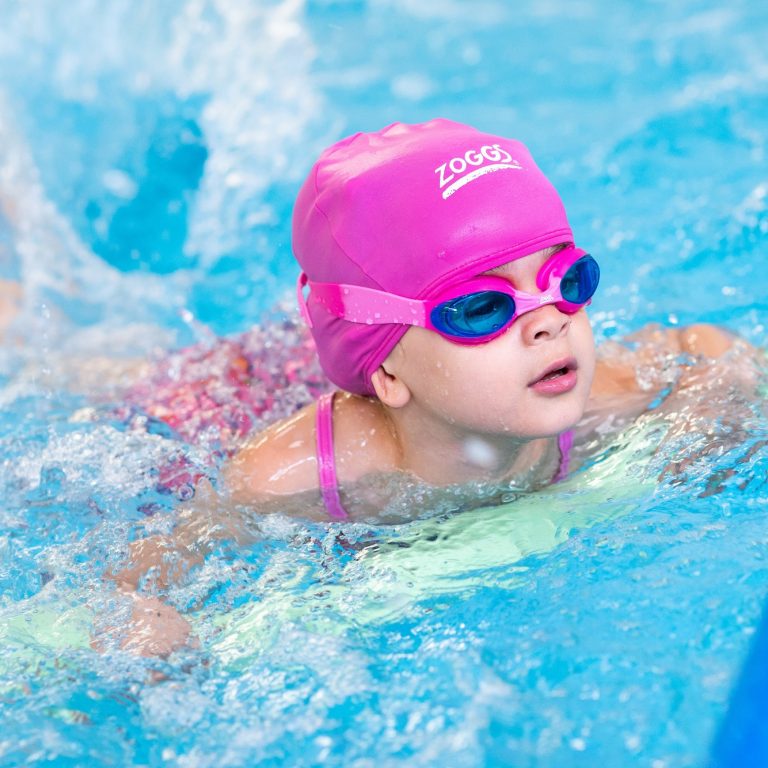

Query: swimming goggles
297;245;599;344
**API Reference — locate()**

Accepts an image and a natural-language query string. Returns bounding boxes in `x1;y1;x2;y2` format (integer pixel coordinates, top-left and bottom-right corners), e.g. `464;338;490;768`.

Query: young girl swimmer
113;118;758;654
218;118;742;520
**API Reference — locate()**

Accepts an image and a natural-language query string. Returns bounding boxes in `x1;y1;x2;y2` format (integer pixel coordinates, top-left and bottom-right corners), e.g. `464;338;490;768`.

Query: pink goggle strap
298;247;592;332
307;280;428;327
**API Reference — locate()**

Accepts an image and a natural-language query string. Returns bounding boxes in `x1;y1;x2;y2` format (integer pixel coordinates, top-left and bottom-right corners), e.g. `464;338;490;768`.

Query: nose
518;304;571;346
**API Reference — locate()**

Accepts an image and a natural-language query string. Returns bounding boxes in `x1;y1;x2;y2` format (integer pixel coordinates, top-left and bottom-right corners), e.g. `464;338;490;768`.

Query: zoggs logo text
435;144;522;200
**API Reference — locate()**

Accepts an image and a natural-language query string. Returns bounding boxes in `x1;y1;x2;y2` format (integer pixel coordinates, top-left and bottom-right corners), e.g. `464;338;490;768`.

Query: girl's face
389;247;597;438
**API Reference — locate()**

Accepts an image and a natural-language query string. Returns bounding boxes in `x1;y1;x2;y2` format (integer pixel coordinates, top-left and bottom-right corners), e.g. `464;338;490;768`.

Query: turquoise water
1;1;768;766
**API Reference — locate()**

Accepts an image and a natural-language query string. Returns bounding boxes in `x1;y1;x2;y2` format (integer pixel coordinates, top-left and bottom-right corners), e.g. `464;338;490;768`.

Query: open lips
529;357;578;394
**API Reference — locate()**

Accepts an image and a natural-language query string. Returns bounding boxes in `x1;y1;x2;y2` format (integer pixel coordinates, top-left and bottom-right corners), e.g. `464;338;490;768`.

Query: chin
529;401;586;438
478;388;588;438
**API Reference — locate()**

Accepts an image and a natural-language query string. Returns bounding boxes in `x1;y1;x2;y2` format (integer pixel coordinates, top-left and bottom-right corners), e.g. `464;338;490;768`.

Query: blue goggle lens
429;255;599;340
431;291;516;338
560;255;600;304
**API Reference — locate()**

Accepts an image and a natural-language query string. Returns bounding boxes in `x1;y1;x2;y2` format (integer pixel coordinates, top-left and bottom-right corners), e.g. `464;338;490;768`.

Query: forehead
483;244;565;280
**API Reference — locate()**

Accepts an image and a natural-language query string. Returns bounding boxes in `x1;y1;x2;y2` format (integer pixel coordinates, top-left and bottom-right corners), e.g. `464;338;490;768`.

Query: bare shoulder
221;403;319;505
220;392;399;508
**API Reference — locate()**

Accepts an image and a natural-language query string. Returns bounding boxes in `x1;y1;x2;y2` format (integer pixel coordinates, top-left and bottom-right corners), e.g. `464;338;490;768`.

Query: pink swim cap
292;118;574;396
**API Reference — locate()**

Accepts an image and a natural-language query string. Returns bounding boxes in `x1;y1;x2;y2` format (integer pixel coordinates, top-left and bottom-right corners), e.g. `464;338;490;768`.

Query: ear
370;361;412;408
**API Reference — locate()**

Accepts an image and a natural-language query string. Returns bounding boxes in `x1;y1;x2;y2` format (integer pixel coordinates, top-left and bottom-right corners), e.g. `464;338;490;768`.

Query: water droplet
570;738;587;751
176;483;195;501
624;734;641;751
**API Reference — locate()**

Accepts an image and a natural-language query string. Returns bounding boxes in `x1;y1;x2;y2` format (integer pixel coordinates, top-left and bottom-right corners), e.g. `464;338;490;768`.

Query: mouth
528;357;579;393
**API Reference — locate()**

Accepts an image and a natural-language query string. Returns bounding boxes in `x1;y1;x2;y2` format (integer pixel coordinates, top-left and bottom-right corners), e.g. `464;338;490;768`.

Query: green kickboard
210;429;655;668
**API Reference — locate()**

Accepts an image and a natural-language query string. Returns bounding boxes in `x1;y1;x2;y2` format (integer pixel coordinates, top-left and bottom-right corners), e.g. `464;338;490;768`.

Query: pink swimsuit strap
315;392;575;521
554;429;574;483
315;391;349;520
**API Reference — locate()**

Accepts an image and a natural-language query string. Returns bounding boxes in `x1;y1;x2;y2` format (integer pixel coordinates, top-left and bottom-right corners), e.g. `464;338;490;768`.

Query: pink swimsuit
124;321;332;496
315;391;575;521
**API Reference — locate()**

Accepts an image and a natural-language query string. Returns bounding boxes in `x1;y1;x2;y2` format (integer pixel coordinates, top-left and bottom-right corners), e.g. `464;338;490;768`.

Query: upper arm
588;329;674;401
676;323;735;358
591;323;737;398
584;322;744;428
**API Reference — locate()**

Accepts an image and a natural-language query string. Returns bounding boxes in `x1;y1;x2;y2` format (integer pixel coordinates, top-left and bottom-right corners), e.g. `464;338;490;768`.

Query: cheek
399;335;497;408
416;345;526;425
575;314;597;383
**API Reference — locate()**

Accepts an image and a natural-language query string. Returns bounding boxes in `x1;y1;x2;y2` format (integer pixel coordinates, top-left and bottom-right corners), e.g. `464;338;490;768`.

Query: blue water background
1;1;767;766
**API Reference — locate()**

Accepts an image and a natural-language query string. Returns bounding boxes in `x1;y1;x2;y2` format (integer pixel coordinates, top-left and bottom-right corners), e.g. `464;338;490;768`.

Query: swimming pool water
1;1;768;766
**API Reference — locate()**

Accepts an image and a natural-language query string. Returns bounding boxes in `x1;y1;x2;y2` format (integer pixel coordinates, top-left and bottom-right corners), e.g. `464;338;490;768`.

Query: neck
382;400;559;490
